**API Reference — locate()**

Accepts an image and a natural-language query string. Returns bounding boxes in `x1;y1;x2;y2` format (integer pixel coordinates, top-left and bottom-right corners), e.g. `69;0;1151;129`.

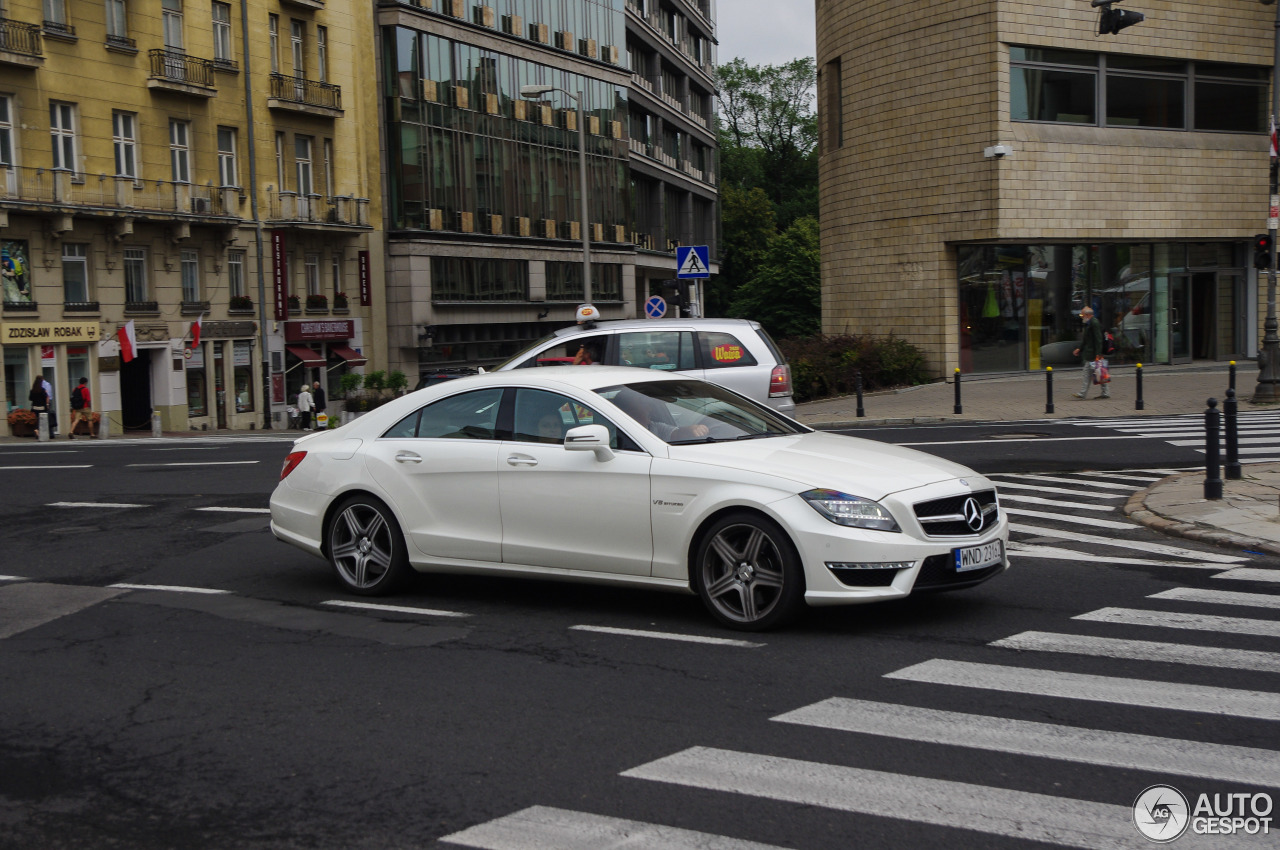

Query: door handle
394;451;422;464
506;454;538;467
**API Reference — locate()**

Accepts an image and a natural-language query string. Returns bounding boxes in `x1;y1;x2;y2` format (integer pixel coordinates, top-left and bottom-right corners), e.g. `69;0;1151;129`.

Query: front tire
326;495;411;595
693;512;804;630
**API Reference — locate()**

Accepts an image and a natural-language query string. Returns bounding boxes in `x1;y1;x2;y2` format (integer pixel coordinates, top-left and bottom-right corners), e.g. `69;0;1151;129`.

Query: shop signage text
285;319;354;342
2;321;101;342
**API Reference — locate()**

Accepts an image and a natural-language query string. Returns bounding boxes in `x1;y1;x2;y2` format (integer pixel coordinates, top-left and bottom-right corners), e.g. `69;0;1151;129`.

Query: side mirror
564;424;614;461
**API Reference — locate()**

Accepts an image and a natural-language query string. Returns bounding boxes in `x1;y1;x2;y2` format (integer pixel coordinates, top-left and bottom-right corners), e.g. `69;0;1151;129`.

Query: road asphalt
9;360;1280;559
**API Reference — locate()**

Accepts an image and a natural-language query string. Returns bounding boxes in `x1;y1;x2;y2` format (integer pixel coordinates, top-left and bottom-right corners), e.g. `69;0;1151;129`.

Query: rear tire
692;511;805;631
326;495;411;596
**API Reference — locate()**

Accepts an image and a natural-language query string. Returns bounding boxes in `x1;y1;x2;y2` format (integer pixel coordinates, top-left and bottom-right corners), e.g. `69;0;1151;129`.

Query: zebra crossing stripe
439;805;788;850
1151;587;1280;610
992;480;1127;499
1214;568;1280;584
1075;606;1280;639
885;659;1280;721
999;494;1116;512
1007;543;1225;569
772;697;1280;787
622;747;1147;850
1009;523;1248;563
992;630;1280;674
1004;508;1134;530
993;474;1142;492
1068;471;1164;483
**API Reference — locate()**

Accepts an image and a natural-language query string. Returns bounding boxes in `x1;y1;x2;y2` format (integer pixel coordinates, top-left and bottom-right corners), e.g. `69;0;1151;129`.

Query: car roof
546;318;762;339
424;365;691;396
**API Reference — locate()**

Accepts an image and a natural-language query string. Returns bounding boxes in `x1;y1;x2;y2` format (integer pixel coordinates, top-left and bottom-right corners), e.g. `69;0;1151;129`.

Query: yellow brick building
817;0;1273;377
0;0;384;436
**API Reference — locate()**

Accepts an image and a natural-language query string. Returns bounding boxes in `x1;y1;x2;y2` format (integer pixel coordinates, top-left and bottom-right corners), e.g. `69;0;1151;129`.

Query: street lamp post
520;84;591;305
1256;0;1280;401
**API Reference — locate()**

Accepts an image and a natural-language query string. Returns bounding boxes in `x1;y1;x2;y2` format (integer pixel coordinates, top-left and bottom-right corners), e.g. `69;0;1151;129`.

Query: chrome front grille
913;489;998;537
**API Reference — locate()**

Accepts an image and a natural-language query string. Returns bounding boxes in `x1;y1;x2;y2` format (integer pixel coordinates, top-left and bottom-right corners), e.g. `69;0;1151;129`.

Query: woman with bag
28;376;51;438
1071;306;1110;400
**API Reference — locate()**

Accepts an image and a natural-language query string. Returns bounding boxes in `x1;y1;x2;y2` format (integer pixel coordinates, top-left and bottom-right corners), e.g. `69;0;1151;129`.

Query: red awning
285;345;325;367
329;345;368;367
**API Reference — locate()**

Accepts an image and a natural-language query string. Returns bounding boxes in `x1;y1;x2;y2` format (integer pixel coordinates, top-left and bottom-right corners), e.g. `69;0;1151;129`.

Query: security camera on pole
1091;0;1145;34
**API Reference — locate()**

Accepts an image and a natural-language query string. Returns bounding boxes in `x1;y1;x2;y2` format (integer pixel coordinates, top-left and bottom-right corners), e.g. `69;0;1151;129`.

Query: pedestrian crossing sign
676;245;710;279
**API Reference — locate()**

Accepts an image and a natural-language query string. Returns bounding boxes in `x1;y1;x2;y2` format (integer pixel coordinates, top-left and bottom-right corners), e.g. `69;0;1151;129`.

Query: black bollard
1135;362;1144;411
1229;360;1237;392
953;368;962;415
855;372;865;418
1224;387;1241;480
1045;367;1054;414
1204;398;1223;500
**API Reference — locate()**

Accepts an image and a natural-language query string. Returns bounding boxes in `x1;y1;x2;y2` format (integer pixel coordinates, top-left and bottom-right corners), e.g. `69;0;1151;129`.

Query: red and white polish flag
191;314;203;348
118;319;137;363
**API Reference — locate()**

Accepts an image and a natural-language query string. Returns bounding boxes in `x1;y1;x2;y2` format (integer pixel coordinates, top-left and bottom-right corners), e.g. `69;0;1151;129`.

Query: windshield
495;332;565;370
595;380;806;445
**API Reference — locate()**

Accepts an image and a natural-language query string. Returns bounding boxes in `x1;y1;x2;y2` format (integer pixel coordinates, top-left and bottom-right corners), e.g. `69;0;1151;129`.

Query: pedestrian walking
28;376;51;438
1072;306;1110;400
312;381;326;430
67;377;94;439
296;384;314;430
41;375;57;435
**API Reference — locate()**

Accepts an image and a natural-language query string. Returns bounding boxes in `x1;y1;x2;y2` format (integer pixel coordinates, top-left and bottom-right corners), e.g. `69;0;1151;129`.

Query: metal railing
148;48;214;87
105;34;135;50
0;19;43;56
0;164;232;215
269;73;342;110
42;19;75;37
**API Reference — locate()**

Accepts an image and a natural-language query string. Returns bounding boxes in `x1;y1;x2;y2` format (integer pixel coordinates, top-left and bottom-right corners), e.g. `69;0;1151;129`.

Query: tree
729;216;820;340
707;185;776;317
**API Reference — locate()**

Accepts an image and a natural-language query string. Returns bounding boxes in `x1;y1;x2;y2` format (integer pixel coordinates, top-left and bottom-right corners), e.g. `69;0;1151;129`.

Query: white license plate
954;540;1004;572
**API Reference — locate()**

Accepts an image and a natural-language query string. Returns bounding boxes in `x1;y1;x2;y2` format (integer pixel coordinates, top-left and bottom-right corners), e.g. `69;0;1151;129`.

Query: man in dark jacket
1072;306;1110;399
312;381;327;429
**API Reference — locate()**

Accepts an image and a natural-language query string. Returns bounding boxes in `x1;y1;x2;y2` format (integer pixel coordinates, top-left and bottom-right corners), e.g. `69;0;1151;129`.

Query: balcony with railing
42;19;75;40
268;73;342;117
0;164;239;219
105;33;137;53
148;48;216;96
266;191;369;227
0;19;43;66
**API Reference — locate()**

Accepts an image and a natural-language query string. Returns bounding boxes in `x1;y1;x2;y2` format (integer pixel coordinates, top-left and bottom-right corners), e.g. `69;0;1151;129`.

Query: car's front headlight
801;489;900;532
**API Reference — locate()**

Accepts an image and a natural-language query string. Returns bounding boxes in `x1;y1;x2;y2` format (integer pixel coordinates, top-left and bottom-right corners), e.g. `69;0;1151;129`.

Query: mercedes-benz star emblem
962;497;984;532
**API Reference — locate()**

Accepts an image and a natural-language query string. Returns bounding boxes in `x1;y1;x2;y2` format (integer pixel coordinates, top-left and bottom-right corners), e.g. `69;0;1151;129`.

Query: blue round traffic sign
645;295;667;318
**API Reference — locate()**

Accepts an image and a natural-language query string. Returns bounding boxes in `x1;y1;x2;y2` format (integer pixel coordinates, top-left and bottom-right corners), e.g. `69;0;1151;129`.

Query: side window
699;332;758;369
618;331;695;370
515;334;609;368
512;388;633;450
383;388;503;439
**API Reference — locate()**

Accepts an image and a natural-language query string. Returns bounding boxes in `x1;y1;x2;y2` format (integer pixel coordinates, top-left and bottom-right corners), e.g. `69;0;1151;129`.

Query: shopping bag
1093;359;1110;385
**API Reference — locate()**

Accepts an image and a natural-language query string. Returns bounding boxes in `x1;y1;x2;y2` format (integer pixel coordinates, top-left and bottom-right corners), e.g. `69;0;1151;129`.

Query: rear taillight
769;364;792;397
280;451;307;480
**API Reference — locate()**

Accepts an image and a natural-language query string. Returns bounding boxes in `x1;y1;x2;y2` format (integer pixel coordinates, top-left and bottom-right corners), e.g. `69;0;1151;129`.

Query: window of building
274;131;285;188
105;0;127;40
62;243;89;304
1010;47;1267;133
323;138;333;197
295;135;313;195
212;2;232;63
233;340;254;413
162;0;182;49
0;95;14;168
187;344;207;416
228;250;245;297
317;25;328;82
217;126;237;187
50;102;77;173
43;0;67;26
123;247;147;303
821;57;843;151
268;14;279;74
431;257;528;302
305;253;320;296
112;111;137;179
330;255;342;298
291;19;305;76
169;119;190;183
181;249;200;302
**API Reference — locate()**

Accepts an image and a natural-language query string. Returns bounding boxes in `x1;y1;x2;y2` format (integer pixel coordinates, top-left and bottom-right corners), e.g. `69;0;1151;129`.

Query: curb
1123;472;1280;558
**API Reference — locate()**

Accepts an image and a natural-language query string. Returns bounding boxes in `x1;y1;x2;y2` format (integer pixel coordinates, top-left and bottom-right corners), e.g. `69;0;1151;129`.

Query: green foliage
338;372;363;397
363;370;386;391
707;186;776;316
387;370;409;395
729;217;820;340
780;335;929;402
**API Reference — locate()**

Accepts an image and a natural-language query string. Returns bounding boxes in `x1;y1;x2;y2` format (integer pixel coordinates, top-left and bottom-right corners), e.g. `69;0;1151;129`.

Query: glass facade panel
1010;68;1095;123
1195;81;1266;132
1106;75;1184;128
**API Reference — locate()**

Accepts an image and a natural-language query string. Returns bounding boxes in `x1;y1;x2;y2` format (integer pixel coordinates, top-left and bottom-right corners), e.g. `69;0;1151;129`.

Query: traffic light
1093;0;1144;34
1255;234;1273;271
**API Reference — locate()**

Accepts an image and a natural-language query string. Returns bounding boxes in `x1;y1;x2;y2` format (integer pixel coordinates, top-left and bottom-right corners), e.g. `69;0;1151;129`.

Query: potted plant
287;294;301;312
306;293;328;310
229;294;253;311
333;292;349;310
71;411;102;437
7;407;37;437
387;370;408;396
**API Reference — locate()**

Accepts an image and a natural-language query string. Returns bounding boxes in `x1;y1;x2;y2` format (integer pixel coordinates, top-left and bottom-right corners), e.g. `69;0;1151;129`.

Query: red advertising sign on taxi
712;343;744;363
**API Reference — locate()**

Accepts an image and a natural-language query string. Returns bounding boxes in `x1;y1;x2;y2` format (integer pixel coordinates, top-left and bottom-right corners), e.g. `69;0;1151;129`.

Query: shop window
4;348;30;412
233;340;254;412
187;344;207;417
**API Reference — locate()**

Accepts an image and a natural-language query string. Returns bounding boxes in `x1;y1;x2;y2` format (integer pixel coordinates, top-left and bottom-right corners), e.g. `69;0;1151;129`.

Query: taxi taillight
280;451;307;480
769;364;792;397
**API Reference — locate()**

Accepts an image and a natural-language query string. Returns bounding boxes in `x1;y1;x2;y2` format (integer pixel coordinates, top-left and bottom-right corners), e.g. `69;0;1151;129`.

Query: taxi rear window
699;332;758;369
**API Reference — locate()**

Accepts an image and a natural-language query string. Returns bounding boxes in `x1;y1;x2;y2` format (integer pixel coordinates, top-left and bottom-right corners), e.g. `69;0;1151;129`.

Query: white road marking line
322;600;470;619
886;659;1280;721
990;480;1126;499
772;696;1280;787
998;494;1115;511
1075;606;1280;639
1009;523;1248;563
1214;568;1280;583
0;465;93;470
126;461;259;467
0;450;80;455
1006;543;1224;569
439;805;789;850
900;435;1152;447
0;576;27;582
47;501;146;509
569;625;763;648
992;474;1141;491
622;747;1146;850
1003;508;1133;530
109;583;231;594
195;506;271;514
153;447;222;452
1068;470;1164;483
1151;587;1280;610
992;630;1280;675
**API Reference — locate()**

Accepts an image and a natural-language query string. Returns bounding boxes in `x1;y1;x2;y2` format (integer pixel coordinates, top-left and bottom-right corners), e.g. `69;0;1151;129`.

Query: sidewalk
791;362;1280;560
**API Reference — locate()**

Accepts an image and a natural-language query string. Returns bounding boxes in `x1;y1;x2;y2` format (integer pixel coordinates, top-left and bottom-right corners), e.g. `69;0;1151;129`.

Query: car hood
672;431;982;500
